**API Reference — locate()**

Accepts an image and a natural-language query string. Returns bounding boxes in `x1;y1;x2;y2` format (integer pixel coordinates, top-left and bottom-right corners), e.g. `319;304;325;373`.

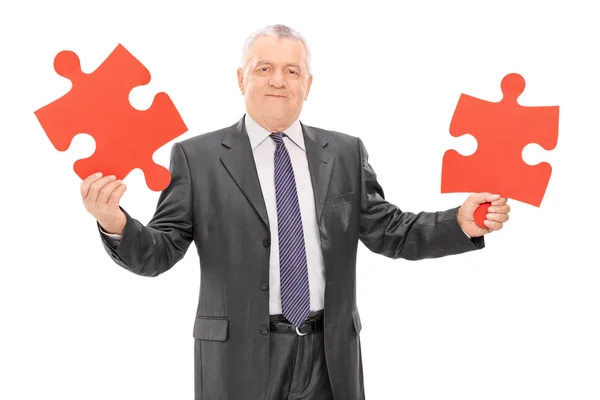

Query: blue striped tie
270;132;310;328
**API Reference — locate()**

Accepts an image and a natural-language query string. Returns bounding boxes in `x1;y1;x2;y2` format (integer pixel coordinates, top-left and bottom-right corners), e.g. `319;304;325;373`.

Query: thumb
469;192;501;205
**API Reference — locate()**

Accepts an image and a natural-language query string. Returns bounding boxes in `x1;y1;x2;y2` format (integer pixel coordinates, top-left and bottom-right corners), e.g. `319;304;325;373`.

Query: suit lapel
220;116;270;229
219;116;335;230
302;123;335;224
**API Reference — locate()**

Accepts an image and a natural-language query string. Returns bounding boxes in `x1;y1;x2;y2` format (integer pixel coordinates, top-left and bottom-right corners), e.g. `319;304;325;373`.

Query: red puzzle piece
34;44;188;191
441;73;559;227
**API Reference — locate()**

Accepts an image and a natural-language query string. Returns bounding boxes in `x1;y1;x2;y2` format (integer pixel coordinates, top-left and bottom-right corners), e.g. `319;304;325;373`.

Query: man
81;25;510;400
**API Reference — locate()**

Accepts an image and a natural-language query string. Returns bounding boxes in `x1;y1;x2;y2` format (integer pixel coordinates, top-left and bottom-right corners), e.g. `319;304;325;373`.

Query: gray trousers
264;310;335;400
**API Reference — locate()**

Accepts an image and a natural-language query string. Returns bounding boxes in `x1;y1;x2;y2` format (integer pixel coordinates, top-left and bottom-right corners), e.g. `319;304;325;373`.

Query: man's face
237;35;313;130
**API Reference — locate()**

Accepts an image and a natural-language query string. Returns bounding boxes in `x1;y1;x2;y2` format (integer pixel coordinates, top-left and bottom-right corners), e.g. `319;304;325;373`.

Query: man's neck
248;112;295;133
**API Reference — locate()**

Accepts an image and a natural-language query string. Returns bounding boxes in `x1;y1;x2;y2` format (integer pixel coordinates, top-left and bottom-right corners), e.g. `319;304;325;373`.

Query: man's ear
305;74;313;100
237;68;244;94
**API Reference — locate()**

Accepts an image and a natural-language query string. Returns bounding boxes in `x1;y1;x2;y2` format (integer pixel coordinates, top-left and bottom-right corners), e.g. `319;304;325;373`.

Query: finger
491;197;508;206
470;192;501;205
85;175;117;203
488;204;510;214
97;179;124;204
484;220;503;231
80;172;103;200
486;213;509;223
108;183;127;207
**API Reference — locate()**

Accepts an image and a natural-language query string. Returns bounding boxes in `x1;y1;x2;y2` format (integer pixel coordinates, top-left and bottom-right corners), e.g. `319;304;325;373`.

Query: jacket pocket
351;309;362;334
331;190;356;208
193;316;229;341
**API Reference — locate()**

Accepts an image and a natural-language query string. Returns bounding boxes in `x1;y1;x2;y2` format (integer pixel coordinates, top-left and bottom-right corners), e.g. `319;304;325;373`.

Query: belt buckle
295;326;309;336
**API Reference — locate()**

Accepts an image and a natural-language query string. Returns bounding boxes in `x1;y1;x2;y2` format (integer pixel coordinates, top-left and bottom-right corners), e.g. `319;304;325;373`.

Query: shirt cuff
99;224;123;248
461;227;471;239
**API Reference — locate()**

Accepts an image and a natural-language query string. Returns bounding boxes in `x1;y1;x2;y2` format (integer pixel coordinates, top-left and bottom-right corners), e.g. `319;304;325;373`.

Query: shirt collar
244;113;305;151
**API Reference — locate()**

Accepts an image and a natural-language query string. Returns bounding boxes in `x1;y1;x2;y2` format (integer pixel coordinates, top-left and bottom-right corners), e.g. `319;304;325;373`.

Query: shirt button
260;325;269;335
260;281;269;291
263;238;270;247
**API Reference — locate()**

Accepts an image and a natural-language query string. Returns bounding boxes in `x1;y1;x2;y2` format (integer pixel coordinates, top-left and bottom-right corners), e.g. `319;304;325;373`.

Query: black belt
269;313;324;336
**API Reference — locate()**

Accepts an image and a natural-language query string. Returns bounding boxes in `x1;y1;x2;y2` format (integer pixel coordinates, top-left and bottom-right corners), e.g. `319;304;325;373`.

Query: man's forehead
249;38;306;59
253;35;302;48
253;58;302;67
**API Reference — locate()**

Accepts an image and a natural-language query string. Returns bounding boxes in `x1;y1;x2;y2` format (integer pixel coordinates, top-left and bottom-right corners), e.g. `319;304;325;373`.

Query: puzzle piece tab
441;73;559;227
34;44;188;191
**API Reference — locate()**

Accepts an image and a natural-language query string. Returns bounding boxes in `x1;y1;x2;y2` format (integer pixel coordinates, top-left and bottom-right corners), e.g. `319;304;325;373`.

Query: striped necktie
270;132;310;328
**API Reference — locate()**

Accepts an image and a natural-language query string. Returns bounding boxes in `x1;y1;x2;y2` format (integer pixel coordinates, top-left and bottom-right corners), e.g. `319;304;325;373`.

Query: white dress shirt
101;114;326;314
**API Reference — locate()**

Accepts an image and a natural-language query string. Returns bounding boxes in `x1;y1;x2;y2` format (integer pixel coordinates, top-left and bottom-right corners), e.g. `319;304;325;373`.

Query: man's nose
269;71;286;88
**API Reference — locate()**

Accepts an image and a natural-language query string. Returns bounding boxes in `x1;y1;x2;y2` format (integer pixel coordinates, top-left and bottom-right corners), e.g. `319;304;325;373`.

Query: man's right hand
81;172;128;235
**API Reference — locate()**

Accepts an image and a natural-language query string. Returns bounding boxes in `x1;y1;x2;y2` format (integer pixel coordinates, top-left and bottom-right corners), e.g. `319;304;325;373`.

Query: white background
1;0;599;399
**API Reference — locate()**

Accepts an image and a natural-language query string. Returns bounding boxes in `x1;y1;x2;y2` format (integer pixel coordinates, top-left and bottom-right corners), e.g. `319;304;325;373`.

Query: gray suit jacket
99;115;484;400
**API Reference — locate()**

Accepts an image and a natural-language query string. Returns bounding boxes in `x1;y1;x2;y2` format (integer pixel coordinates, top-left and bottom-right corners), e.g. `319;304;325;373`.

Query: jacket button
260;325;269;335
263;238;270;247
260;281;269;291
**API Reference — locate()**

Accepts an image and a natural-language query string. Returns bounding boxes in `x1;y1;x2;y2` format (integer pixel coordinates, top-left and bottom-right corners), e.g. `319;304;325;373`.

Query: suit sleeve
98;142;194;276
357;137;484;260
98;226;122;248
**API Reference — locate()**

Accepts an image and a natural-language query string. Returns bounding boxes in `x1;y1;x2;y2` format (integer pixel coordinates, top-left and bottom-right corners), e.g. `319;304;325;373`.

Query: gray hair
240;24;312;75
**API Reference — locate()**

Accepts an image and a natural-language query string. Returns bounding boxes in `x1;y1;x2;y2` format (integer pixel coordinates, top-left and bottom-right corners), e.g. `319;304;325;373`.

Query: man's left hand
457;193;510;237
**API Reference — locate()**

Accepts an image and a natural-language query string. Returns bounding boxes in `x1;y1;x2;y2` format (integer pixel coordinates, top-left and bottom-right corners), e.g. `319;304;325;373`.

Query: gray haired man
81;24;510;399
